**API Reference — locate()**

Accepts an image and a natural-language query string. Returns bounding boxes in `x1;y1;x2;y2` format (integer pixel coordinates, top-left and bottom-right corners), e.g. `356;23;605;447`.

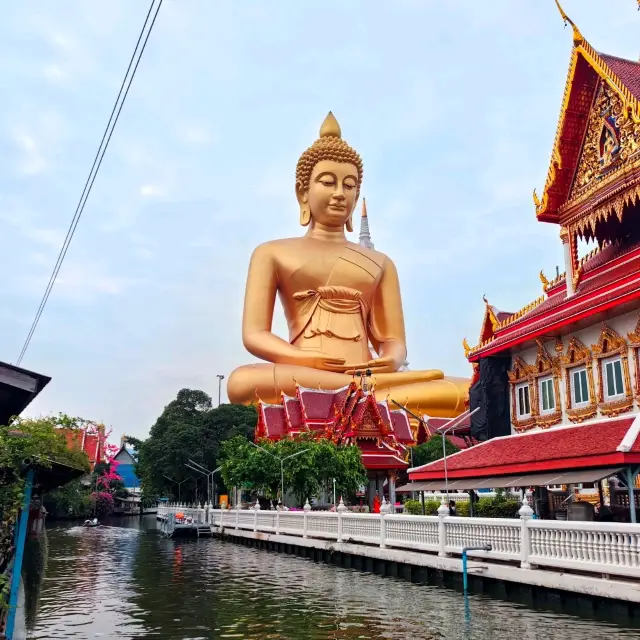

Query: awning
397;466;623;492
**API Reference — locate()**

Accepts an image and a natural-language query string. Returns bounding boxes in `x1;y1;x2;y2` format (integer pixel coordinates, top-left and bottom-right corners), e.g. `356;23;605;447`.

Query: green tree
133;389;258;502
0;415;91;609
410;435;459;468
220;436;367;505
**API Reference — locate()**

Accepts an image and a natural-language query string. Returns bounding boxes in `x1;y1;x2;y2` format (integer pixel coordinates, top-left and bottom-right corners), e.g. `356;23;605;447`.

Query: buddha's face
303;160;359;228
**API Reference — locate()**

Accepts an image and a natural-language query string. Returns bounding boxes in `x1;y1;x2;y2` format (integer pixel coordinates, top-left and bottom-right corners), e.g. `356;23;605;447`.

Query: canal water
24;516;638;639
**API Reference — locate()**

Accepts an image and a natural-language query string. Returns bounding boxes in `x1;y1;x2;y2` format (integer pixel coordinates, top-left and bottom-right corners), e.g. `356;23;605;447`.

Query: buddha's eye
320;179;335;187
344;182;355;190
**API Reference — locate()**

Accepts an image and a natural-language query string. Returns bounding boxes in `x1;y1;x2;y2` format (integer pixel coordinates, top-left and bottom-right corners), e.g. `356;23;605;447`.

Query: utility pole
217;374;225;407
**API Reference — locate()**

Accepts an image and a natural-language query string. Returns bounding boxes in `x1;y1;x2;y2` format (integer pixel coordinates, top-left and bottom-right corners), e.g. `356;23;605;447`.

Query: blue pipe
6;467;35;640
462;544;491;595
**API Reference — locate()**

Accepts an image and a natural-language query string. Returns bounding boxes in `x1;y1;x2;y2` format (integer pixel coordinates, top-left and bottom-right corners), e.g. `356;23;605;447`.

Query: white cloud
139;184;165;198
11;129;47;175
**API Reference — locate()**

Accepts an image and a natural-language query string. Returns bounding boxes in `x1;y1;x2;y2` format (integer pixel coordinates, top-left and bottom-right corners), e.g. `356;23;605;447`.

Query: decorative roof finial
540;269;550;290
463;338;471;357
319;111;342;138
554;0;583;46
362;198;368;218
482;294;489;305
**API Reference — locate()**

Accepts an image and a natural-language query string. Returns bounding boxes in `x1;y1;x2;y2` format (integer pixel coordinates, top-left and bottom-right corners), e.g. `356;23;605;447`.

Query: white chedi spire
358;198;374;250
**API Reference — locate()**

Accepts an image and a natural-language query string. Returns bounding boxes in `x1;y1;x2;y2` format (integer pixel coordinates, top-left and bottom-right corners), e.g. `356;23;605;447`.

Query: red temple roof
256;384;416;471
535;36;640;224
60;428;105;471
468;243;640;359
409;416;640;481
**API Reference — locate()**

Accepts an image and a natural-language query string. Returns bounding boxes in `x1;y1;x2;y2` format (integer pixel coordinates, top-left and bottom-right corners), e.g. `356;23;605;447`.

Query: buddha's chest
276;245;383;297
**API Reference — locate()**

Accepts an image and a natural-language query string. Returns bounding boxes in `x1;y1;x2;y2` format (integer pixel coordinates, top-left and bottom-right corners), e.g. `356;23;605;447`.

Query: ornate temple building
256;379;415;508
409;6;640;521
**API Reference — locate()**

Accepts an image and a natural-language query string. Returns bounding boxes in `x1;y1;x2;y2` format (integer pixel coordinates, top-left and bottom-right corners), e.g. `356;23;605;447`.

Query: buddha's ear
295;180;308;206
296;180;311;226
345;215;353;233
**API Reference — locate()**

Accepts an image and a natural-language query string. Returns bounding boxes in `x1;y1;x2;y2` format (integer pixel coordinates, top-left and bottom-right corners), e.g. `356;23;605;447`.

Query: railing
157;503;208;536
209;500;640;580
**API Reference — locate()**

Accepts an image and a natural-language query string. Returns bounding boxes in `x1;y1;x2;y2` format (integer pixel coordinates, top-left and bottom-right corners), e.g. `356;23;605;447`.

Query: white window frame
538;375;556;415
515;382;531;419
602;355;625;401
571;366;590;408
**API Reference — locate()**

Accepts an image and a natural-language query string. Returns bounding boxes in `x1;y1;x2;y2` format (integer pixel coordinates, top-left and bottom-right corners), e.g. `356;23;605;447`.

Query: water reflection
27;517;638;639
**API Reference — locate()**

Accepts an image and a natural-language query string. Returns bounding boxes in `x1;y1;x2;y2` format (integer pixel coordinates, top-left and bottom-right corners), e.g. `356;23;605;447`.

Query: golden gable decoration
627;316;640;398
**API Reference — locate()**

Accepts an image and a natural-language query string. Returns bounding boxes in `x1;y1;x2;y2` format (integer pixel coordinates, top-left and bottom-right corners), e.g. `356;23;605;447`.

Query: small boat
83;518;100;528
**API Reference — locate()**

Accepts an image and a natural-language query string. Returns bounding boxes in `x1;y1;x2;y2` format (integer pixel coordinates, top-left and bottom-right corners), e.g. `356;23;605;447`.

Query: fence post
438;497;450;557
303;499;311;538
519;494;534;569
276;508;281;535
235;505;240;530
380;514;387;548
337;497;348;543
253;500;260;532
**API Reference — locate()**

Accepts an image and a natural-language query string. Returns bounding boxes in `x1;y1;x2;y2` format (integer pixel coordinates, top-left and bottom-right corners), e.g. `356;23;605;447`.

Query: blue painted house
113;445;140;493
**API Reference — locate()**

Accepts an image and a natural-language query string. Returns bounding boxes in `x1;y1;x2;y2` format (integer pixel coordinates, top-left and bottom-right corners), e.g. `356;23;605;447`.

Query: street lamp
249;441;309;505
186;460;222;505
163;475;191;503
216;374;225;407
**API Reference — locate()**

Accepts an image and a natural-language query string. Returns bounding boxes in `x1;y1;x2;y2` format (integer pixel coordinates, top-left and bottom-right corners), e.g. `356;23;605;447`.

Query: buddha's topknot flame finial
319;111;342;138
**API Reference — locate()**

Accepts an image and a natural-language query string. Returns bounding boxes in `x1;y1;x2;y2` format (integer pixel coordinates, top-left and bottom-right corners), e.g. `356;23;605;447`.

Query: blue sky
1;1;638;442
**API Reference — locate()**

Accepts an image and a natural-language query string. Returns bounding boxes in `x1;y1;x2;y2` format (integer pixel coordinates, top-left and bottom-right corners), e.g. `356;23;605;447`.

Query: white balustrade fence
210;505;640;580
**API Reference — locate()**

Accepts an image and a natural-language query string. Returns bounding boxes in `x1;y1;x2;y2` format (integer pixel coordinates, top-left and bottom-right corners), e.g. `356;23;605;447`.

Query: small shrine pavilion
410;5;640;522
256;379;415;510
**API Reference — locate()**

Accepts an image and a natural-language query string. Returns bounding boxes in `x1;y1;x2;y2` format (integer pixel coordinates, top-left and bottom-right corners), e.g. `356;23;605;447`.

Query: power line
16;0;163;366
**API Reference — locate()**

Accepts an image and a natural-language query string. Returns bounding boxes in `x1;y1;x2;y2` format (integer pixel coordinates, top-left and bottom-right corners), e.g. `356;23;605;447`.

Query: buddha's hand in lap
285;349;346;371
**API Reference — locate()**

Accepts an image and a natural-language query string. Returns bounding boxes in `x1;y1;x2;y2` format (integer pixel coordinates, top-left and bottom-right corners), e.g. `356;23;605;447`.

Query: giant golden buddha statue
227;112;469;417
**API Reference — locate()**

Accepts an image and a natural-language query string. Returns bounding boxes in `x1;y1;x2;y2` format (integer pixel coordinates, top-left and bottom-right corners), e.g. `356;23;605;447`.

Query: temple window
538;376;556;414
571;367;590;407
516;382;531;418
602;356;625;400
560;337;597;423
592;325;633;416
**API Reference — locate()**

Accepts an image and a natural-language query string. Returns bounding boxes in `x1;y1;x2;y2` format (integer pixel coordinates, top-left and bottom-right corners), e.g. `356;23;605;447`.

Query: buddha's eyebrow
315;172;337;180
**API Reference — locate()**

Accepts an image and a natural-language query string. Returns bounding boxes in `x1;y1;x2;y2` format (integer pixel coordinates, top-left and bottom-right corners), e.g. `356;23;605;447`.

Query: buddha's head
295;112;363;232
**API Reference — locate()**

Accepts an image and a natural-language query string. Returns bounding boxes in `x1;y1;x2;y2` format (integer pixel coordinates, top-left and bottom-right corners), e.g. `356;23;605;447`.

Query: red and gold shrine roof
534;22;640;225
255;382;416;470
408;415;640;481
467;240;640;359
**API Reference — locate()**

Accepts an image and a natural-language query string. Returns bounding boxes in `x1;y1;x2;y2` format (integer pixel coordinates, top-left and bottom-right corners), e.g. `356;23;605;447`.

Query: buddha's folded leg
227;364;469;416
374;377;469;419
227;363;354;405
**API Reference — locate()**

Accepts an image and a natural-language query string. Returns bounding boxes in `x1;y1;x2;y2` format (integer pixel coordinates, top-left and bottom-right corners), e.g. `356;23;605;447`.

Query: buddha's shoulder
344;241;391;266
251;238;301;255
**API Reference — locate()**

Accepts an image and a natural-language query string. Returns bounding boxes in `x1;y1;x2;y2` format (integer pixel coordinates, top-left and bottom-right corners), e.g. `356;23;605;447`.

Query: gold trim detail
508;357;536;432
494;295;546;331
559;336;597;423
627;316;640;398
508;342;562;432
591;324;634;416
535;26;640;219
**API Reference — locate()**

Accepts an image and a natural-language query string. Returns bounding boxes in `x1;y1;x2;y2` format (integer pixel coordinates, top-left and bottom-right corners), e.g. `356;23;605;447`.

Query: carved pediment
508;356;532;383
569;81;640;206
534;340;560;376
559;336;591;367
628;316;640;346
591;324;627;357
